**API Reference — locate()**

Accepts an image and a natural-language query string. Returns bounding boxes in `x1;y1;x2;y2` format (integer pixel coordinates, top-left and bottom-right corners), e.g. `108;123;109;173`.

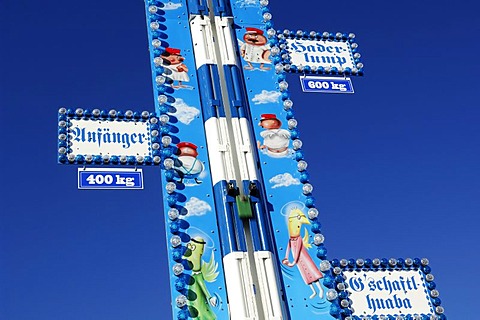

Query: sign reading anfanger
69;119;151;156
344;270;434;317
58;108;161;166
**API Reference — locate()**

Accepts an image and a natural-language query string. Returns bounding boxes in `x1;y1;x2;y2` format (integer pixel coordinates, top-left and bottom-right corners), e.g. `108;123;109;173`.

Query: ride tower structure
143;0;363;319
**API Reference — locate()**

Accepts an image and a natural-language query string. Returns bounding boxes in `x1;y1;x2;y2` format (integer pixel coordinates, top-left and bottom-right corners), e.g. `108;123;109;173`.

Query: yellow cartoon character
282;208;324;299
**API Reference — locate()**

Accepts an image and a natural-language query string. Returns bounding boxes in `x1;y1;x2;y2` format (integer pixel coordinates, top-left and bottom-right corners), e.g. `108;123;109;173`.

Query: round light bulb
162;136;172;147
164;158;174;169
302;183;313;194
150;21;160;30
148;5;158;14
326;289;338;301
170;235;182;247
160;114;170;124
173;263;184;276
319;260;331;272
156;75;166;85
283;99;293;109
168;208;179;220
152;39;162;48
288;119;297;129
158;95;168;104
262;12;272;21
307;207;318;219
313;233;324;245
278;80;288;91
292;139;303;150
176;295;187;308
154;57;163;66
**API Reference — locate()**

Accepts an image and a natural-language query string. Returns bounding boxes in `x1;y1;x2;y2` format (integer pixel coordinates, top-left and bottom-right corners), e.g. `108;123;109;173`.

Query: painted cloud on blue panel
235;0;258;8
163;1;182;10
269;173;301;188
252;90;281;105
171;98;200;125
185;197;212;217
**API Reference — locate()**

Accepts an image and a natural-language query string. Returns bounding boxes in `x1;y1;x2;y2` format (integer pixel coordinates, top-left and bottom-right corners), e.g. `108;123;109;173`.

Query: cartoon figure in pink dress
174;142;204;184
282;208;324;299
161;47;190;88
239;27;271;70
257;114;291;158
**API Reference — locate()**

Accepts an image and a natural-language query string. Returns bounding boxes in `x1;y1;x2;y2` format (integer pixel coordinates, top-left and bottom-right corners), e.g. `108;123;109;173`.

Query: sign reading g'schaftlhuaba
344;269;434;318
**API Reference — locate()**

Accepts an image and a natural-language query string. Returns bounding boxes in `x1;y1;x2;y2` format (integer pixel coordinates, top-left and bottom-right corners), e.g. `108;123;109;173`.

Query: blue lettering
348;277;364;292
70;126;148;149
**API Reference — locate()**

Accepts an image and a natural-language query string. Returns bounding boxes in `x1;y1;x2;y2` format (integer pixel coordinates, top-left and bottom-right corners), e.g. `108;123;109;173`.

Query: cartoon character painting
257;113;291;158
161;47;190;88
183;236;219;320
282;208;324;299
239;27;271;70
174;142;204;184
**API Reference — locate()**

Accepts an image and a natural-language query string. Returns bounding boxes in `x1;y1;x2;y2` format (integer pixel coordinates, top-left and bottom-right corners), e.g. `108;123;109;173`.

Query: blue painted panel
231;1;338;319
145;1;230;319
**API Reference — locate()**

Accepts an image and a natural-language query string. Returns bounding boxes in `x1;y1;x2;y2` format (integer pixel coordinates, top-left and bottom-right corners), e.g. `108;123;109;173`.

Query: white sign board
286;39;355;70
344;270;433;317
69;119;152;157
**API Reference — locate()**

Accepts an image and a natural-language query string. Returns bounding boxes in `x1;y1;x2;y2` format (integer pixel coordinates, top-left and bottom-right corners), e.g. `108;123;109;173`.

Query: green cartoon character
184;236;219;319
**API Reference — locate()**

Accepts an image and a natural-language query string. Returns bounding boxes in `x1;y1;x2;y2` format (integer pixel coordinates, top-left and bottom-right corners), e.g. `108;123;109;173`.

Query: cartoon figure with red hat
174;142;204;184
161;47;190;88
257;114;291;158
239;27;271;70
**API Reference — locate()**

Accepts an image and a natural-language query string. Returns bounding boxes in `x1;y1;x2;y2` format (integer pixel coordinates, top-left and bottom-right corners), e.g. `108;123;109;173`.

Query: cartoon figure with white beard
257;114;291;158
174;142;204;184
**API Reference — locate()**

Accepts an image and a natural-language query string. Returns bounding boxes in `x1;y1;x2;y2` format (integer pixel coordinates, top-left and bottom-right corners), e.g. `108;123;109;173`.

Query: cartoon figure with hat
174;142;204;184
239;27;271;70
161;47;190;88
282;207;325;300
257;114;291;158
183;236;219;319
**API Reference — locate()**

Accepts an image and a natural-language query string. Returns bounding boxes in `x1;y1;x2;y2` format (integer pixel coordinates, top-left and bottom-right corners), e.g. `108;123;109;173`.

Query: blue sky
1;0;479;319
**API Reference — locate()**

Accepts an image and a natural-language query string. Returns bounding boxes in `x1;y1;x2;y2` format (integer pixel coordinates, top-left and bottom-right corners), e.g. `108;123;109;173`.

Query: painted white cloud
269;173;301;189
163;2;182;10
236;0;257;7
171;98;200;125
252;90;281;105
185;197;212;217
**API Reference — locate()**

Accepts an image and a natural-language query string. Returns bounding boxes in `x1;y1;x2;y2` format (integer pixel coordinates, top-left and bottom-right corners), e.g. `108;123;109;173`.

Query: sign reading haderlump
286;39;356;71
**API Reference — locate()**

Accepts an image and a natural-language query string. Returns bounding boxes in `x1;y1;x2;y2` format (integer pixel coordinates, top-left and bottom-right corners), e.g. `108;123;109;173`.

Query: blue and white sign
78;168;144;189
300;76;354;94
286;39;356;70
344;269;434;317
58;108;160;166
